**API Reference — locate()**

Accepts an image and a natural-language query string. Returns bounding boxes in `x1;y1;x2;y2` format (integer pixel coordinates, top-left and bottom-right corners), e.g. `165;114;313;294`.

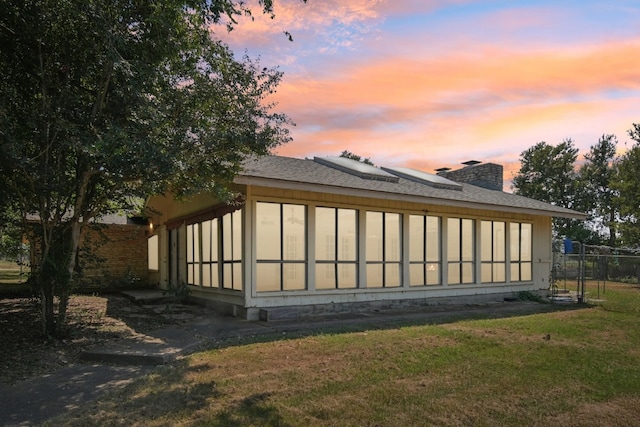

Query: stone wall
443;163;503;191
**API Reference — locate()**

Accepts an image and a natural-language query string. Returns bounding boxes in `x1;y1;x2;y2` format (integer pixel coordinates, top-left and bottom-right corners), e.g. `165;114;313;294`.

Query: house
146;155;586;320
28;213;150;291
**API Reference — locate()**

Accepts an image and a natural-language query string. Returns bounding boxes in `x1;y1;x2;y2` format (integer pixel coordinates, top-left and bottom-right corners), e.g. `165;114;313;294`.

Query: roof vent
435;167;451;176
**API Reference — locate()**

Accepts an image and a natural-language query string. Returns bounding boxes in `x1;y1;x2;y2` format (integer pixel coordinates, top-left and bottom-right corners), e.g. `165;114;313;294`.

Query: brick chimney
439;161;504;191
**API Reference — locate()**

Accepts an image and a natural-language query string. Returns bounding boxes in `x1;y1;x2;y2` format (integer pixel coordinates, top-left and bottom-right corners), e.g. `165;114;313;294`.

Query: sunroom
147;155;586;320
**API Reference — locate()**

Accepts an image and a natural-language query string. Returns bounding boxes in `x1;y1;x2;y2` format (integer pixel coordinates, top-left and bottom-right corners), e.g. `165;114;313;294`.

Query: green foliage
0;0;293;335
515;290;546;303
339;150;374;165
512;139;585;239
164;281;191;302
612;125;640;246
512;127;640;247
577;134;619;246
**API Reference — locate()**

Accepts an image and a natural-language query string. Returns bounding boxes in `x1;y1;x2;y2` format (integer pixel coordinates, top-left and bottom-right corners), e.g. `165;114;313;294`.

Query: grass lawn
47;283;640;426
0;260;30;295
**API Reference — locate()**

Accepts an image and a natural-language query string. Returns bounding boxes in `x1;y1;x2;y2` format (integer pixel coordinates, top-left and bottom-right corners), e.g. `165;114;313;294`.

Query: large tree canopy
613;125;640;246
0;0;292;335
511;139;586;240
577;134;618;246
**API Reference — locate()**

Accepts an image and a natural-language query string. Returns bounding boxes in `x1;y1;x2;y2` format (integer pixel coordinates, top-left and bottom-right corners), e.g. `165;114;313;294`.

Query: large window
148;235;159;271
447;218;475;285
409;215;441;286
316;207;358;289
366;211;401;288
481;221;506;283
510;223;532;281
185;209;242;290
187;223;201;286
256;202;306;292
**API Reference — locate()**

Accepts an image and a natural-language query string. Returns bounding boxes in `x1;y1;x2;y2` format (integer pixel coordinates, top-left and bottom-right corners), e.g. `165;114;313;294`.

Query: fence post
578;242;585;303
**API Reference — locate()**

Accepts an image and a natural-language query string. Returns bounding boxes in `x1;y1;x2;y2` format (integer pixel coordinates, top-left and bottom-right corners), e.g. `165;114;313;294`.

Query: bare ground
0;294;180;385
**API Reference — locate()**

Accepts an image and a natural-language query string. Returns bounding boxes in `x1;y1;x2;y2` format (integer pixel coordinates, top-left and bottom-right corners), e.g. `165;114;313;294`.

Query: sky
217;0;640;190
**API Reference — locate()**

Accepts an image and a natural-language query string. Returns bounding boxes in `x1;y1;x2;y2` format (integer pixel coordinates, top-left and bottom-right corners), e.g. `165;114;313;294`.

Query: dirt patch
0;294;188;385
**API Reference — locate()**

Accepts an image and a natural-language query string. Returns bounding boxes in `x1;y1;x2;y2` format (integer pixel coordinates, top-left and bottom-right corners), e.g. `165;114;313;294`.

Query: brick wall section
443;163;503;191
78;223;149;290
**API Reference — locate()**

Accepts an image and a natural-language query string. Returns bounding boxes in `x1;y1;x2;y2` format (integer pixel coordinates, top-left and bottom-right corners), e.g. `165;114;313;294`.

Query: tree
511;139;588;239
339;150;374;165
577;134;619;246
612;124;640;246
0;0;292;336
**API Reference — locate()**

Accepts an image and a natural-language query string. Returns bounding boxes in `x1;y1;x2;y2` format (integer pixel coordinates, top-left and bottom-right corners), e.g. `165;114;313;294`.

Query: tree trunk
55;219;83;336
40;281;55;338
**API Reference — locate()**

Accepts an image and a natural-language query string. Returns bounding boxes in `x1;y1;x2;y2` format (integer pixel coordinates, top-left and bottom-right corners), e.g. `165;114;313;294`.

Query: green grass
0;260;30;296
48;284;640;426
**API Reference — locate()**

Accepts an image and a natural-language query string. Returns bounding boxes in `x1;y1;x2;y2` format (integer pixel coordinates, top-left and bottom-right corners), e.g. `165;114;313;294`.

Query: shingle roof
236;155;586;219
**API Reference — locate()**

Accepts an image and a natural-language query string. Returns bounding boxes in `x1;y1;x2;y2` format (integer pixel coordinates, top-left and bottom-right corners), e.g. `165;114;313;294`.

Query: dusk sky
219;0;640;189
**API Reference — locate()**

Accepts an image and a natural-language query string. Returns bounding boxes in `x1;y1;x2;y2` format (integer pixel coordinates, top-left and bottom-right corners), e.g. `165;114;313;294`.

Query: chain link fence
551;242;640;313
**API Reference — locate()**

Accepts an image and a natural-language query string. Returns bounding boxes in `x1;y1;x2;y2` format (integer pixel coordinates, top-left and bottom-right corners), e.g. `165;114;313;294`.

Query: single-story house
146;155;586;320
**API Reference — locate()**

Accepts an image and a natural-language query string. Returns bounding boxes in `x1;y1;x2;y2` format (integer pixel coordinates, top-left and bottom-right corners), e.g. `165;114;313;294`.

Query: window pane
211;262;219;288
510;223;520;261
211;218;218;260
338;209;357;261
367;264;383;288
461;263;474;284
385;263;401;287
188;264;194;285
461;219;474;262
256;264;281;292
283;264;305;290
521;262;532;281
494;222;505;261
493;263;506;282
316;264;335;289
193;264;200;286
521;224;532;261
448;218;460;262
338;264;357;288
233;263;242;290
232;210;242;260
426;264;440;285
223;264;232;288
283;205;305;261
481;221;492;262
385;213;401;262
410;264;424;286
448;263;460;285
409;216;425;262
202;264;211;287
510;264;520;281
481;263;492;283
315;207;335;261
366;212;383;262
257;203;281;260
202;220;211;262
148;235;159;271
187;224;194;262
426;216;440;262
223;214;232;261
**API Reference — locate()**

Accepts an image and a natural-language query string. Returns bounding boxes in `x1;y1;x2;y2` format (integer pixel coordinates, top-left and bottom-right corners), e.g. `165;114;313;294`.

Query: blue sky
219;0;640;187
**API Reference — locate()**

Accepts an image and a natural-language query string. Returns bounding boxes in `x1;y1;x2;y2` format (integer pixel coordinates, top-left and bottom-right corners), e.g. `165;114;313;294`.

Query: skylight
381;166;463;190
314;157;400;183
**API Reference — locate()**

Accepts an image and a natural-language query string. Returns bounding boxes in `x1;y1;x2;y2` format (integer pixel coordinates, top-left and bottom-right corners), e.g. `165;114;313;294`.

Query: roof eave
234;175;588;220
